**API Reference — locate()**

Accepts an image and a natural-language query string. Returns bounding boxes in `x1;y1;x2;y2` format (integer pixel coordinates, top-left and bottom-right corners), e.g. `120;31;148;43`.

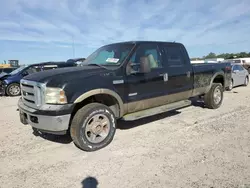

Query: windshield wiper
87;63;108;69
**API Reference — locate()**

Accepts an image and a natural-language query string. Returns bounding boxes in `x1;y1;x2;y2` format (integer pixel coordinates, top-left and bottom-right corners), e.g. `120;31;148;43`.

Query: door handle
159;73;168;82
186;71;191;78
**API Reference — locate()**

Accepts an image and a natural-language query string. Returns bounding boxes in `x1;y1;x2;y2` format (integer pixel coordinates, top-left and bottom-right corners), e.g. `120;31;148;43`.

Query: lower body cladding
18;98;73;135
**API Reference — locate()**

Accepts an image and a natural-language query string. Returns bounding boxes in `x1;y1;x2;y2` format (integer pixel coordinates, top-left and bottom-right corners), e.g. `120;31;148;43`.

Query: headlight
0;80;6;86
45;87;67;104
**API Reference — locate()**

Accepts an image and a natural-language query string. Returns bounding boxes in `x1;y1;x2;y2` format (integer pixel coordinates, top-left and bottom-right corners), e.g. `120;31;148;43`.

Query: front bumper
18;98;73;135
0;81;6;96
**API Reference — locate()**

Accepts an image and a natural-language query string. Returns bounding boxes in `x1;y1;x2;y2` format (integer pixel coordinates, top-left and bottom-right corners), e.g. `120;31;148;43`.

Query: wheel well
213;75;224;87
71;94;120;121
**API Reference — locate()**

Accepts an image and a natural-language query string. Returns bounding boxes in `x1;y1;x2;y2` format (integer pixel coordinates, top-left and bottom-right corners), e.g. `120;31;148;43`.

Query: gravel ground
0;86;250;188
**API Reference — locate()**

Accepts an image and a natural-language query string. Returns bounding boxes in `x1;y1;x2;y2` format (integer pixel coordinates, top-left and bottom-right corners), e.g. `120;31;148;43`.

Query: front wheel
227;79;233;91
6;83;21;96
204;83;223;109
70;103;117;152
244;76;249;86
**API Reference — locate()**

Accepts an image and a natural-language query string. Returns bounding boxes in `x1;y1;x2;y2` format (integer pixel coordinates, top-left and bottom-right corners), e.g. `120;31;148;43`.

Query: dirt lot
0;86;250;188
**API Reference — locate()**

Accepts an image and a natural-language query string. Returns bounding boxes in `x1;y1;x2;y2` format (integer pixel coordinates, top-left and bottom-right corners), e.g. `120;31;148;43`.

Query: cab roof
107;40;183;46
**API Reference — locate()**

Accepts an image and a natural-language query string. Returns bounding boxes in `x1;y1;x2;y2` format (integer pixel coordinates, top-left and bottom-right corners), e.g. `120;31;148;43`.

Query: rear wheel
204;83;223;109
70;103;117;152
244;76;249;86
6;83;21;96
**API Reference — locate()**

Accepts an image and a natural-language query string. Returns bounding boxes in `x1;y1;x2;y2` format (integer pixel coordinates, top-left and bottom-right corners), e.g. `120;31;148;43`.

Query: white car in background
225;59;250;73
228;63;249;91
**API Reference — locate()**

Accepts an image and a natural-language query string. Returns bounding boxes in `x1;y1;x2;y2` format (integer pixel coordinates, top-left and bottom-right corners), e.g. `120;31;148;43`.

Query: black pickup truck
18;41;231;151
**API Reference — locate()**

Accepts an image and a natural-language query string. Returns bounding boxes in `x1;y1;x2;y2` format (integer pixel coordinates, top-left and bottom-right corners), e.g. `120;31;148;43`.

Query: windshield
9;66;27;75
82;43;135;66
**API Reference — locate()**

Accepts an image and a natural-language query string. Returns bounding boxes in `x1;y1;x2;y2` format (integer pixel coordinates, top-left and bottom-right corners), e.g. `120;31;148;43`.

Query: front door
124;43;168;113
160;44;193;103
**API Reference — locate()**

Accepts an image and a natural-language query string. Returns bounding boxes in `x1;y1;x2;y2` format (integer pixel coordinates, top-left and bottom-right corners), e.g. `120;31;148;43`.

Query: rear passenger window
163;45;185;66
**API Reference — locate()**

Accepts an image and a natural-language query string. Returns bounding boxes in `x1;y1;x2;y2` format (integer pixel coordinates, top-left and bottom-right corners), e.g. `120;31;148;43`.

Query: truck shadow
33;131;72;144
34;100;203;143
35;111;182;143
117;110;181;130
190;98;205;108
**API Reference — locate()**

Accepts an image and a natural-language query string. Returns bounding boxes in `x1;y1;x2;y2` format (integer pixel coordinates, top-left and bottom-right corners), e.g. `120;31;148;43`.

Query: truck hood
23;65;111;87
0;73;10;80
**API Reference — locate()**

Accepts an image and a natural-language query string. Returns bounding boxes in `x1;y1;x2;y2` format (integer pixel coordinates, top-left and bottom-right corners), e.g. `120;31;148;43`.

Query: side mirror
139;56;151;73
21;71;28;77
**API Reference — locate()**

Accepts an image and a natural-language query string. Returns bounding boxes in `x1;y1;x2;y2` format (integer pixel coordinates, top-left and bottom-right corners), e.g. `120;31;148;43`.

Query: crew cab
18;41;232;151
0;61;77;96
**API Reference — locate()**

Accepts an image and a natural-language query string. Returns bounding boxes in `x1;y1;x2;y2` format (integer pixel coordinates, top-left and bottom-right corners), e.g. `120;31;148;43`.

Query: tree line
191;52;250;61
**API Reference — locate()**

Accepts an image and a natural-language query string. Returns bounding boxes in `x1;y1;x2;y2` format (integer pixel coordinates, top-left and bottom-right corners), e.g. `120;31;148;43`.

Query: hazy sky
1;0;250;64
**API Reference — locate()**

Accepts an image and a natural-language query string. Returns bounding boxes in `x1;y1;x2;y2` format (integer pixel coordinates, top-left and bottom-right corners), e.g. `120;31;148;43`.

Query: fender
205;71;225;93
74;88;125;117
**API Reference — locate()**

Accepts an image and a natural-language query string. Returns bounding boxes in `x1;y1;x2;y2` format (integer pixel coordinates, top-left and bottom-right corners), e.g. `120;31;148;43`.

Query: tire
70;103;117;152
6;83;21;96
244;76;249;86
204;83;223;109
227;79;233;91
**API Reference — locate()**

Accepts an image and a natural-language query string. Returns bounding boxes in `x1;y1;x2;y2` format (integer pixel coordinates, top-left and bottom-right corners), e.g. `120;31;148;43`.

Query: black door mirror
21;71;28;77
139;56;151;73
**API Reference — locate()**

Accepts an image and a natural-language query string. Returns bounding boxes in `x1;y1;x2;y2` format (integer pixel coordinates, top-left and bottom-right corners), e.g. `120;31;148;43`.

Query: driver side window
23;66;41;76
126;44;162;75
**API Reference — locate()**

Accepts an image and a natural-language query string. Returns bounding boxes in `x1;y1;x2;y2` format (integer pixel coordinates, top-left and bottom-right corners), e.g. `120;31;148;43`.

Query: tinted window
3;69;14;73
234;60;241;64
237;65;244;71
163;45;185;66
233;65;243;71
126;43;162;75
25;66;41;75
232;65;236;71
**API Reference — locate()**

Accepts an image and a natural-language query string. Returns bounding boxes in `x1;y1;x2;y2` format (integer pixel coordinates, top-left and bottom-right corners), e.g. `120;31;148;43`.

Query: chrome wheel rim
84;114;110;144
229;80;233;90
245;77;248;85
213;86;222;104
9;85;20;96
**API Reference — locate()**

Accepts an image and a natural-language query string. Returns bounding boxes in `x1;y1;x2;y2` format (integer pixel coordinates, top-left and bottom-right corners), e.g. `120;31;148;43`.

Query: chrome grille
20;79;45;109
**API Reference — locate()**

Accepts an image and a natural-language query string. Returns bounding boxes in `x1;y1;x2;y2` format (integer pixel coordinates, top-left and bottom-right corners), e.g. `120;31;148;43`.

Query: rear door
161;43;193;102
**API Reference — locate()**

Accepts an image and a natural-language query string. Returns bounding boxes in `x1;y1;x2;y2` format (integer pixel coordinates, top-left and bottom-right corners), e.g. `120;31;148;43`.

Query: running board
122;100;192;121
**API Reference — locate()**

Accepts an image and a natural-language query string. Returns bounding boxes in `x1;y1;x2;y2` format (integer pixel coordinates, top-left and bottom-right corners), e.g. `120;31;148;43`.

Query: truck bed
191;62;232;96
